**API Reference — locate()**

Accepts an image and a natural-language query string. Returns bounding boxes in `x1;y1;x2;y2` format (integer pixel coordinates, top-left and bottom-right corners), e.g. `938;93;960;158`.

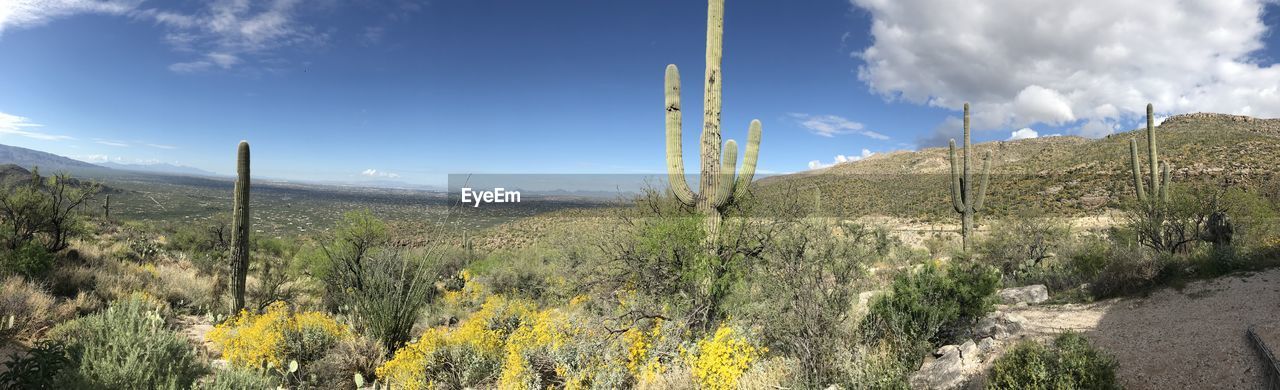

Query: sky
3;0;1280;186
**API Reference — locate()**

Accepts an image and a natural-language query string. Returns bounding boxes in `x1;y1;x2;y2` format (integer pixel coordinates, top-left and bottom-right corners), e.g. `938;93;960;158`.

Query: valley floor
1003;268;1279;389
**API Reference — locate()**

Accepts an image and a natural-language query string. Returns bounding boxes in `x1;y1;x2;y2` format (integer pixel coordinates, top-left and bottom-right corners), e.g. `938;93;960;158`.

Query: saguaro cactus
103;194;110;220
229;141;251;315
949;103;991;252
1130;103;1170;203
665;0;762;246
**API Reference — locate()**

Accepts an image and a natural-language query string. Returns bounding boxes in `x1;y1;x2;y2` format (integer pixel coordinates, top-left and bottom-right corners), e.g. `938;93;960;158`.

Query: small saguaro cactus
1129;103;1171;203
665;0;762;247
949;103;992;252
103;194;110;220
229;141;251;315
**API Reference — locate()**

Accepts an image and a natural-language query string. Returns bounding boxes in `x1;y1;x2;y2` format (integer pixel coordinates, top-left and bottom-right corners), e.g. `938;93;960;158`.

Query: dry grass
0;277;78;345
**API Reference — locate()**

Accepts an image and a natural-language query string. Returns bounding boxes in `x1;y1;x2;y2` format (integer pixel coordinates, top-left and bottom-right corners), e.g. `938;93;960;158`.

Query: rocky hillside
0;143;107;174
754;113;1280;220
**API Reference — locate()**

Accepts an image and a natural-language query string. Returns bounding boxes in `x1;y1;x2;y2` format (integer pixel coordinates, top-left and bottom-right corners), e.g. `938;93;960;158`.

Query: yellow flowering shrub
624;318;668;385
377;295;536;389
683;324;765;390
208;301;350;369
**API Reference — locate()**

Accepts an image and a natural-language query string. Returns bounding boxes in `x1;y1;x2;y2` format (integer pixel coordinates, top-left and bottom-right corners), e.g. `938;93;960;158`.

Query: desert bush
207;301;351;372
743;219;875;387
315;211;444;353
1124;184;1217;255
47;293;204;389
499;305;631;389
1090;244;1161;298
0;241;55;279
0;276;74;344
987;331;1119;390
193;367;279;390
978;212;1071;285
0;340;75;389
860;261;1000;368
377;295;535;389
309;336;386;390
0;173;98;253
681;324;766;390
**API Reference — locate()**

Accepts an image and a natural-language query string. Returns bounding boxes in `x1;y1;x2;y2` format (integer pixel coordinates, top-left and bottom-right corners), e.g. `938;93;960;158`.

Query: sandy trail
1004;268;1280;389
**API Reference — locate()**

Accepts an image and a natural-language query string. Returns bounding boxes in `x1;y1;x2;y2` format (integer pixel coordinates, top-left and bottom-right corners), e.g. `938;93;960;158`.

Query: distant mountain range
97;162;219;177
0;143;105;173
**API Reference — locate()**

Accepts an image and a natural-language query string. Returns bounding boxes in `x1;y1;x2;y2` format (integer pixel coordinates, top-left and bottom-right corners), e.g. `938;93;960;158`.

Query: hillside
0;143;108;174
754;113;1280;220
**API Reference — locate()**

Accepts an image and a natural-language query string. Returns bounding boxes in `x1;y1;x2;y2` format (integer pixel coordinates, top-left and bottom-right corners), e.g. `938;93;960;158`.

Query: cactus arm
713;140;738;207
665;65;696;206
1160;162;1171;202
949;139;964;213
697;0;726;213
974;151;992;211
1147;103;1159;198
1130;138;1147;202
732;119;761;200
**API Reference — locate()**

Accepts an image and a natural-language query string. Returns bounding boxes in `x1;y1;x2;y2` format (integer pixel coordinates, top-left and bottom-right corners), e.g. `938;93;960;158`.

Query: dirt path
1004;268;1280;389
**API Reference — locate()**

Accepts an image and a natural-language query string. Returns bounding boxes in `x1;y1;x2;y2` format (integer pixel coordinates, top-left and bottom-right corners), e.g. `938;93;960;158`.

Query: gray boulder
998;285;1049;305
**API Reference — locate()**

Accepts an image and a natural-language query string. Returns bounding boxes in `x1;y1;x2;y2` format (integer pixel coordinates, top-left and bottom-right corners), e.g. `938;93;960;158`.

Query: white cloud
851;0;1280;136
145;143;176;149
73;154;158;164
94;139;129;147
0;111;73;141
0;0;139;35
789;113;890;139
1009;128;1038;140
361;169;399;179
2;0;325;73
808;148;876;170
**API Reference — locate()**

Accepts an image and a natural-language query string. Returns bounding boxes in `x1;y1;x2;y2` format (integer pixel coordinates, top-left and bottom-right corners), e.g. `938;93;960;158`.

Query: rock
975;311;1025;340
959;340;979;360
998;285;1049;305
978;337;997;353
935;344;960;357
911;342;982;389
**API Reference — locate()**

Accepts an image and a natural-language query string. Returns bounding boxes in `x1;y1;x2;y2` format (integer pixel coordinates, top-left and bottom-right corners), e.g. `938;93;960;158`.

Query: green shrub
194;367;279;390
860;261;1000;368
987;332;1119;390
978;213;1071;285
1090;244;1160;298
0;241;55;279
746;219;875;387
47;294;205;389
0;340;74;389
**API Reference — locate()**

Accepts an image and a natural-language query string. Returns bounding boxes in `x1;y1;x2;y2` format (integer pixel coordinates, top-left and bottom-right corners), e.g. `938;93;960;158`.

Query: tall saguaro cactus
229;141;251;315
665;0;762;247
1130;103;1170;203
949;103;991;252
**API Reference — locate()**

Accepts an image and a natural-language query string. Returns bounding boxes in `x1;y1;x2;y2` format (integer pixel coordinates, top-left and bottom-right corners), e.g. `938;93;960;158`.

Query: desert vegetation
3;1;1280;390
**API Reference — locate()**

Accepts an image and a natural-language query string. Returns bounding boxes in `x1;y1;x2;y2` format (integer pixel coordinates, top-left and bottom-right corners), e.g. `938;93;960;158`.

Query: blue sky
3;0;1280;185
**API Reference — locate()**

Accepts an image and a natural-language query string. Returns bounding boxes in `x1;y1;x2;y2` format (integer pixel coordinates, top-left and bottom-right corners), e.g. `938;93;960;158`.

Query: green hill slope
753;113;1280;221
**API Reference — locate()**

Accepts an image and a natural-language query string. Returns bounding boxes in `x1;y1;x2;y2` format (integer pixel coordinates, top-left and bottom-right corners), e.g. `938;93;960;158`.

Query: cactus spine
949;103;991;252
1130;103;1170;203
665;0;761;247
229;141;251;315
